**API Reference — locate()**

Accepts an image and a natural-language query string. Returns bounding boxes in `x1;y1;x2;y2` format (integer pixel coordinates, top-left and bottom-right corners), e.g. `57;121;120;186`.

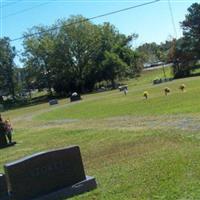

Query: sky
0;0;199;66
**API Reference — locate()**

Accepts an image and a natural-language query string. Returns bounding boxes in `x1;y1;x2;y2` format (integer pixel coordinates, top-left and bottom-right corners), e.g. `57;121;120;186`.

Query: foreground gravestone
48;99;58;105
4;146;97;200
0;174;8;200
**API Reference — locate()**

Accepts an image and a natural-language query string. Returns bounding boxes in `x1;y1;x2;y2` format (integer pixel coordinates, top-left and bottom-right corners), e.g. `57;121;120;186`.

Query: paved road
143;63;172;71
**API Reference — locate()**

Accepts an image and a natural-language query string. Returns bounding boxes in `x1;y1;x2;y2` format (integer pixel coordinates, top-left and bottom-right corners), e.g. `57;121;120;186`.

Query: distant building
143;61;165;68
143;63;152;68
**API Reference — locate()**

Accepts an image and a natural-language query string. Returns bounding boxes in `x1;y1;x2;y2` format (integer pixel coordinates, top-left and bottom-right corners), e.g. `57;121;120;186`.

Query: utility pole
162;64;167;79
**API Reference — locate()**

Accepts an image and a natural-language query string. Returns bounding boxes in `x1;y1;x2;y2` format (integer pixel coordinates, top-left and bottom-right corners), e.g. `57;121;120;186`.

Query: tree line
0;3;199;105
1;16;143;103
137;3;200;78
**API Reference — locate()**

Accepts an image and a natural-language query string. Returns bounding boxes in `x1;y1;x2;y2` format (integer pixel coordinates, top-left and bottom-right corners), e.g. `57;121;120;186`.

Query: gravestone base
0;174;9;200
0;142;16;149
34;176;97;200
70;95;82;102
0;195;9;200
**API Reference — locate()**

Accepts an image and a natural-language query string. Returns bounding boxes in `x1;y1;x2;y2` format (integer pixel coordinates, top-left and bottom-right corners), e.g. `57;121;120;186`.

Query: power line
167;0;177;38
2;2;51;19
1;0;23;9
10;0;160;42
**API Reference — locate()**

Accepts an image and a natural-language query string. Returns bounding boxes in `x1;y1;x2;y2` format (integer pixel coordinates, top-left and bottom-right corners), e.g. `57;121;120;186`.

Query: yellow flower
164;87;170;95
179;84;186;91
143;91;149;99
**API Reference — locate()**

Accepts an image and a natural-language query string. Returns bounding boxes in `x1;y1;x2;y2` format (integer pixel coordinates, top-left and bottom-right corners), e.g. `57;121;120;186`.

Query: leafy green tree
0;37;16;100
97;23;140;86
137;40;176;65
52;16;102;93
23;27;56;95
181;3;200;59
102;51;128;87
136;42;160;63
171;3;200;78
171;38;196;78
22;16;142;95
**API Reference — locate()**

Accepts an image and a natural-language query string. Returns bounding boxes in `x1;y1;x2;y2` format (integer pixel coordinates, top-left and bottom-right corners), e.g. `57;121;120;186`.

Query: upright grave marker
4;146;97;200
70;92;82;102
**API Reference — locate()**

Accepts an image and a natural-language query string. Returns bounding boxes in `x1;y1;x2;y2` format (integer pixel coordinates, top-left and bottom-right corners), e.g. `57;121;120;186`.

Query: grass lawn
1;66;200;199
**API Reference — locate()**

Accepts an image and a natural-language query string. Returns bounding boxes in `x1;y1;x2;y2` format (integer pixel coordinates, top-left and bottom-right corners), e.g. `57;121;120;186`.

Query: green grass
35;68;199;120
1;66;200;199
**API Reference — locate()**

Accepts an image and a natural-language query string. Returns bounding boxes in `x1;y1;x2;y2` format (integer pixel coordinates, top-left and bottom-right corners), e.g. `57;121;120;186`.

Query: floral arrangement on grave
164;87;170;96
179;84;186;92
143;91;149;99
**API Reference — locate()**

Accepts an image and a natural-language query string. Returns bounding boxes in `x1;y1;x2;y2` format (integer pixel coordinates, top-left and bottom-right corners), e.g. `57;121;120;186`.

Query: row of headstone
48;93;82;106
153;78;173;85
0;146;97;200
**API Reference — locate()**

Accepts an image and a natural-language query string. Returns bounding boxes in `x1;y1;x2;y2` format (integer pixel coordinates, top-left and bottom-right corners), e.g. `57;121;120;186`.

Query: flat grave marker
49;99;58;105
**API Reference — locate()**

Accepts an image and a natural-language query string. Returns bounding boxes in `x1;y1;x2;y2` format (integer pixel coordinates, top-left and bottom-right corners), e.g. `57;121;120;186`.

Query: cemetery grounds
1;67;200;199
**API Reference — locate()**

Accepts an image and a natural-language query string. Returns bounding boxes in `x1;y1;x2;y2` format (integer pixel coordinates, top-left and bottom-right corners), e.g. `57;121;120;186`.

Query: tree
0;37;16;100
102;51;128;87
52;16;103;93
136;42;161;63
23;26;56;96
172;38;197;78
97;23;140;86
181;3;200;59
22;16;142;95
171;3;200;78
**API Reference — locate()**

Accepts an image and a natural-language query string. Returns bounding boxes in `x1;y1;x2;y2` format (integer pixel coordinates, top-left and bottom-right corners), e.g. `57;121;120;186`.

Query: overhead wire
167;0;177;38
2;2;51;19
1;0;23;9
10;0;161;42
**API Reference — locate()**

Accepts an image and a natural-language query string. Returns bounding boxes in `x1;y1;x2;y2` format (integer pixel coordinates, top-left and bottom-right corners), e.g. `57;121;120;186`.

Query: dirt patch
105;115;200;131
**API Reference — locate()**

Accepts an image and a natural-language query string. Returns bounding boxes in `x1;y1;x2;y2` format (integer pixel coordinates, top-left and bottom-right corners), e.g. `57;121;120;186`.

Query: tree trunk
111;79;115;89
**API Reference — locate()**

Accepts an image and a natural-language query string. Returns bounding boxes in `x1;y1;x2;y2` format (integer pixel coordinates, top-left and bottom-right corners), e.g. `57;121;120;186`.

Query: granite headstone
70;93;82;102
4;146;96;200
48;99;58;105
